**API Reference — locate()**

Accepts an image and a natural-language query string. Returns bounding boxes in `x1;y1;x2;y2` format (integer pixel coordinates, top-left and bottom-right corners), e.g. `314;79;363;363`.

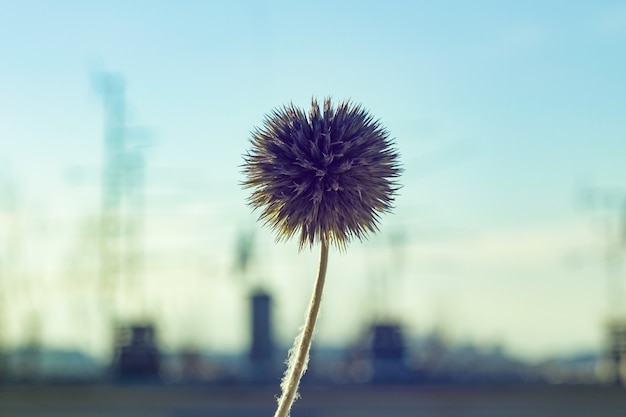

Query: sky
1;0;626;361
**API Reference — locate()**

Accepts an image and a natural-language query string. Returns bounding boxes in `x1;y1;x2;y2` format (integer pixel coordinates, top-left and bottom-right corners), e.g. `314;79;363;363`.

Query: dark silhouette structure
112;324;160;381
369;322;409;383
249;292;274;361
248;291;277;382
607;319;626;385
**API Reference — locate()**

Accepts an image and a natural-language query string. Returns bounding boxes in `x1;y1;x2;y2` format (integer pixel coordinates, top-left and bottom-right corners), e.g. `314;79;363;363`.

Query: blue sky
1;1;626;360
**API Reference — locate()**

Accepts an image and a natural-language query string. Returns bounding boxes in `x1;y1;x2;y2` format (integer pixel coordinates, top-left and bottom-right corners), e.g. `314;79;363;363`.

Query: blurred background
1;0;626;415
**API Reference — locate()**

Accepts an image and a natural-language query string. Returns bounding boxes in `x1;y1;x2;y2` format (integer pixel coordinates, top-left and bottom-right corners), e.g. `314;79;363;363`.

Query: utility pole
0;176;18;379
581;187;626;317
581;186;626;385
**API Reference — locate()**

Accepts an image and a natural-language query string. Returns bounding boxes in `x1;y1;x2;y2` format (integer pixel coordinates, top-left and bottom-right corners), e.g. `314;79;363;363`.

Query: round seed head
242;97;401;250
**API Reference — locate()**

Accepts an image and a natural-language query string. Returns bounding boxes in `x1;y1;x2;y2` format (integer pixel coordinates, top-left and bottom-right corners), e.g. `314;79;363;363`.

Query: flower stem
274;240;329;417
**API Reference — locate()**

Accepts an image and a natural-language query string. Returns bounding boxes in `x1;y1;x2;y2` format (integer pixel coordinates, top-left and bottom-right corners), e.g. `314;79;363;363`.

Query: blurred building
248;291;278;382
342;321;410;384
369;322;409;383
112;324;160;381
606;319;626;386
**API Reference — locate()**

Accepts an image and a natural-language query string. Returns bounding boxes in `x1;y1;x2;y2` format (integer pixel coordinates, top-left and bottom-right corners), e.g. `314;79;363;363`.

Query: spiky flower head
242;97;401;250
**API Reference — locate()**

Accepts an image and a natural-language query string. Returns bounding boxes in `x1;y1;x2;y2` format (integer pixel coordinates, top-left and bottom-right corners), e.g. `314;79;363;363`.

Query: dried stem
273;240;329;417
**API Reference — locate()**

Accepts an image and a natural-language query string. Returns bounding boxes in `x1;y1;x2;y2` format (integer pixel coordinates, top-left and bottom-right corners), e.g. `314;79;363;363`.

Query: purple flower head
242;97;401;250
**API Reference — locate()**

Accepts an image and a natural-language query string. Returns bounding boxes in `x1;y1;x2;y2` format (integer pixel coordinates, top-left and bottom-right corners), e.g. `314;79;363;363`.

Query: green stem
274;240;329;417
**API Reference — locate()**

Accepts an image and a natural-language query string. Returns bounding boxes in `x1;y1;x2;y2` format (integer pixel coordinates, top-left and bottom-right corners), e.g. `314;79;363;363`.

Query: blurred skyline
1;1;626;361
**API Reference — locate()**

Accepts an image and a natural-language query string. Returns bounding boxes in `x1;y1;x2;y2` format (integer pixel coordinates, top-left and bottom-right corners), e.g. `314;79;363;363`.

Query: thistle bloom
242;98;400;417
243;97;401;250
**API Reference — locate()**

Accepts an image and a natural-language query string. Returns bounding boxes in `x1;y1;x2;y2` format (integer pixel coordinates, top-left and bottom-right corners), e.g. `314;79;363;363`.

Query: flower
242;97;401;249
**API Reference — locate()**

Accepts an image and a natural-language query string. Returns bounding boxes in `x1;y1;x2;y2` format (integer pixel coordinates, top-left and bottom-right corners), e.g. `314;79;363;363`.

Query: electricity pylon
92;72;148;323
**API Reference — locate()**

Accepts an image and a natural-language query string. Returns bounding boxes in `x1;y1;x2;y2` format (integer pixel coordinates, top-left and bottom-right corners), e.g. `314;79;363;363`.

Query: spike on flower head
242;97;401;250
